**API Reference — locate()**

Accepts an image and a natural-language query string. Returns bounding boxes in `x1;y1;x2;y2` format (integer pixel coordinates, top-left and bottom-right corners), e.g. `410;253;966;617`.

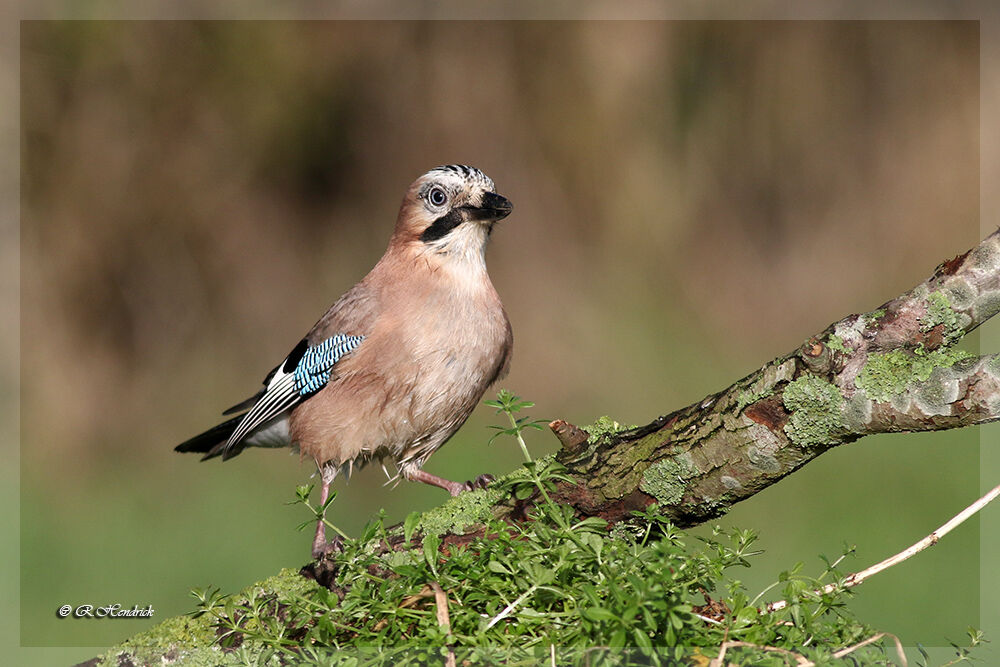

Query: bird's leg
311;465;342;559
407;469;494;497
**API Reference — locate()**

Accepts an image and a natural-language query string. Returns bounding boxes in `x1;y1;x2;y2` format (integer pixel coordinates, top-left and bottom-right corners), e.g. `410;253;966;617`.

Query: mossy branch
548;228;1000;527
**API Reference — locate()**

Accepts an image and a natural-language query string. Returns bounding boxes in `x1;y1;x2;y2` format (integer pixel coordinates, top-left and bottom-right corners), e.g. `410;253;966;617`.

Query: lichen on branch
547;228;1000;528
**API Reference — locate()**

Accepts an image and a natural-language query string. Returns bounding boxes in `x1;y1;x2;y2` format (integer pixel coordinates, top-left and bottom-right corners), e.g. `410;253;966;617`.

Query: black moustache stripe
420;208;466;243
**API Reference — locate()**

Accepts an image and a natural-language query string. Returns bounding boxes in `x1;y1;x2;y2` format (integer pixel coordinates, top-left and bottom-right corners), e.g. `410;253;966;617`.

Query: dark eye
428;186;447;207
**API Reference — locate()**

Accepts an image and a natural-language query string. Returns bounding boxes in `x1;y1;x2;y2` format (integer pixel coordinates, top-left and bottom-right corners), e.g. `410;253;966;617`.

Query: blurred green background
18;19;991;661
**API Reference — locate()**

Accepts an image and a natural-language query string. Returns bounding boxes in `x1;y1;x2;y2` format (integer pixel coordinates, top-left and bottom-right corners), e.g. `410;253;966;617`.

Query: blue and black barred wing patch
223;334;364;455
293;334;364;396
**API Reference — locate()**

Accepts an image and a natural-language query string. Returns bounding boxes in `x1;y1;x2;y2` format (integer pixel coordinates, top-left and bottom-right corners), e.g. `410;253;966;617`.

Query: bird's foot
311;534;344;561
407;469;495;496
461;473;495;493
443;472;495;496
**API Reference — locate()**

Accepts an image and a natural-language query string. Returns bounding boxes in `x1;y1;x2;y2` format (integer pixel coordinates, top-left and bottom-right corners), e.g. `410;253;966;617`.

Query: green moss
95;568;318;666
855;346;975;402
736;387;772;411
585;416;636;443
639;454;698;505
99;644;241;667
381;547;421;568
781;374;845;447
416;485;507;537
826;334;853;354
922;291;964;344
857;351;912;401
413;461;548;537
112;615;218;656
252;567;322;598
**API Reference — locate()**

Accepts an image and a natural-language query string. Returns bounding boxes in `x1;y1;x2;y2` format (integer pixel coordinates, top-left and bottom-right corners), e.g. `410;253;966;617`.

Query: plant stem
322;516;351;541
508;411;533;462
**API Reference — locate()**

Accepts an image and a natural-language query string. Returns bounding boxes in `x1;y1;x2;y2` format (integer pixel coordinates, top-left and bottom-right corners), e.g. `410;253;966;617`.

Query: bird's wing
222;333;364;458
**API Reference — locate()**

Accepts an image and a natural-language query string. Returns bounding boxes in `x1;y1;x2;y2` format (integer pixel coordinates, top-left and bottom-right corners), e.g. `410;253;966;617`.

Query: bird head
392;165;512;264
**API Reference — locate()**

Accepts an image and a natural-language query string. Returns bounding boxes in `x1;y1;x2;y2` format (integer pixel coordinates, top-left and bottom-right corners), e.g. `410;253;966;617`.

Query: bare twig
429;582;451;632
371;584;434;632
711;632;906;667
695;613;723;625
429;582;455;667
549;419;589;451
767;483;1000;613
485;584;537;630
832;632;907;666
711;640;811;666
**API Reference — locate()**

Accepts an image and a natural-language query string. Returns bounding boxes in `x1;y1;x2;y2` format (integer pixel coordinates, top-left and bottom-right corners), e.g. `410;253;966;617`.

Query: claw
465;473;495;491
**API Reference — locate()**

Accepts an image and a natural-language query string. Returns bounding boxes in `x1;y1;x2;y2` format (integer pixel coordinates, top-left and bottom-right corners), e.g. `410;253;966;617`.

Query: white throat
423;223;491;278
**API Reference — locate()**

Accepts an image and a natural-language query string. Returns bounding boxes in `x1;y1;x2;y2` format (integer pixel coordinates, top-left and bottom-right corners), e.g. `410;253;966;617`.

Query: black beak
465;191;513;222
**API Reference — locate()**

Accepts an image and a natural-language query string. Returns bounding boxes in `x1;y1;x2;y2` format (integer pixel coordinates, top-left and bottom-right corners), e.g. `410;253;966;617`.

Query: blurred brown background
19;20;987;656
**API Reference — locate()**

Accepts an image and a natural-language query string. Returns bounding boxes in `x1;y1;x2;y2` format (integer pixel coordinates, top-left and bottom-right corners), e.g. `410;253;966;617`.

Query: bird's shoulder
306;279;380;344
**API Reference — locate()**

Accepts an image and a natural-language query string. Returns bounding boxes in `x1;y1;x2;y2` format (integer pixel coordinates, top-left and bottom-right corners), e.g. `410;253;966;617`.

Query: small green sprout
288;483;349;540
485;389;548;462
486;390;573;523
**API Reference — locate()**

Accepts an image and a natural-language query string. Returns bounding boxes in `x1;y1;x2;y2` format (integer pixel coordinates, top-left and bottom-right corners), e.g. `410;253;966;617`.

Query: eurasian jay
176;165;514;557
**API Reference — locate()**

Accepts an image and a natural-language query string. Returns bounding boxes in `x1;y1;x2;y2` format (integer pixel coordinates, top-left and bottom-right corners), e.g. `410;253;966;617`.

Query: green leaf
632;628;653;651
403;511;420;544
583;532;604;559
358;516;380;543
487;560;511;575
735;606;759;626
423;533;441;575
320;489;338;512
582;606;616;622
783;579;808;599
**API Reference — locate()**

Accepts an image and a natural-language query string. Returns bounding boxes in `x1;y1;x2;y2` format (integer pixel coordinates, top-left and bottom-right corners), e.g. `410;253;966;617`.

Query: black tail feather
175;414;245;461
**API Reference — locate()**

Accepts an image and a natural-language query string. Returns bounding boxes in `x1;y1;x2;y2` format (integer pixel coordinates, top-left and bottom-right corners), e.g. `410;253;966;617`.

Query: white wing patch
224;367;300;452
222;334;364;458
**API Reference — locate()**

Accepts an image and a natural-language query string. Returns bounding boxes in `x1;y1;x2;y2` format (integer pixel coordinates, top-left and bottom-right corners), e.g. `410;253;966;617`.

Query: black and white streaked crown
430;164;495;193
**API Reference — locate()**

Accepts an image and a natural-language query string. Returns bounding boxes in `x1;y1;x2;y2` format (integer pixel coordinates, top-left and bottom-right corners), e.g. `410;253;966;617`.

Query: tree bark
542;229;1000;528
